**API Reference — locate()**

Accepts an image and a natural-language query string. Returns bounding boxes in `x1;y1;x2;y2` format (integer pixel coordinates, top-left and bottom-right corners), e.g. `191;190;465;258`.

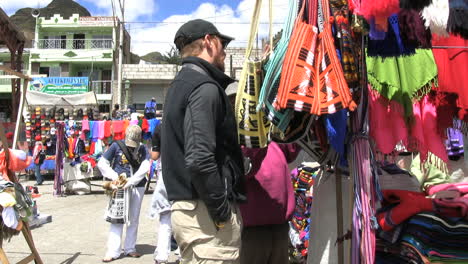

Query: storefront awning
25;90;98;107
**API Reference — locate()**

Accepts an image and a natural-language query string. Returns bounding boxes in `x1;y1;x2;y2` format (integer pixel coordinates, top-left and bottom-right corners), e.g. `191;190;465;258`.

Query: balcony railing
91;80;112;94
34;39;113;50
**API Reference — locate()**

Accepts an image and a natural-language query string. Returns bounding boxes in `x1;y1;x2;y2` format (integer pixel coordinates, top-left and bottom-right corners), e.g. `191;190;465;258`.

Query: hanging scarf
329;0;360;88
367;15;416;58
369;87;448;167
366;49;437;119
432;34;468;111
398;9;432;48
357;0;399;28
323;109;348;166
447;0;468;39
258;0;298;132
421;0;450;37
54;122;65;196
104;120;112;138
430;91;459;137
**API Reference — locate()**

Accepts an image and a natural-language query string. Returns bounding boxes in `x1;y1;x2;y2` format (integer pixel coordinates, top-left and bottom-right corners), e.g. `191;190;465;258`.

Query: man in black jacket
161;19;245;263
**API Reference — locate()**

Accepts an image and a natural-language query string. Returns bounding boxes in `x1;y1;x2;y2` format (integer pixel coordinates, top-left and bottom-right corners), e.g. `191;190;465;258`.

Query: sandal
126;252;142;258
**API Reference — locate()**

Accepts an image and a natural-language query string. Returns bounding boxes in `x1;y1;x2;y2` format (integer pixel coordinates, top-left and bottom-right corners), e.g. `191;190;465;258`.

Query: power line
124;21;284;25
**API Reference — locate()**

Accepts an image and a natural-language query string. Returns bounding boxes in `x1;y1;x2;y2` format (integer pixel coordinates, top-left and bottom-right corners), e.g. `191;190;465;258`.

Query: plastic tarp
25;90;98;107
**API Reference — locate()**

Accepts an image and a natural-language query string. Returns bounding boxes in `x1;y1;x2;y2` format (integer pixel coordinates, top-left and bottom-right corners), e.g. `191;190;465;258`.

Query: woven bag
258;0;299;132
277;0;357;115
235;0;272;148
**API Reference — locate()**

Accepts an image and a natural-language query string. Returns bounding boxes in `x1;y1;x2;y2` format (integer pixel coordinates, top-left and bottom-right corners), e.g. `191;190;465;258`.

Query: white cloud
129;0;289;56
80;0;156;21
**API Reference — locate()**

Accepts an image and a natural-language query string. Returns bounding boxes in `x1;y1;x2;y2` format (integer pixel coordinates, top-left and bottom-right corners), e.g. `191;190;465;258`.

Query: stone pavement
3;178;179;264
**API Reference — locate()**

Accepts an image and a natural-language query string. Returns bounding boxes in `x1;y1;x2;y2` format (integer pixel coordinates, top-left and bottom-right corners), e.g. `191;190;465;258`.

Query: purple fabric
369;18;387;40
239;142;300;227
445;128;464;156
91;121;100;140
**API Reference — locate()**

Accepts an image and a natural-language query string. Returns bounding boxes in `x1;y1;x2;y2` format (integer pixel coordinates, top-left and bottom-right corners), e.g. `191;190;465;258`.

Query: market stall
236;0;468;263
24;90;100;195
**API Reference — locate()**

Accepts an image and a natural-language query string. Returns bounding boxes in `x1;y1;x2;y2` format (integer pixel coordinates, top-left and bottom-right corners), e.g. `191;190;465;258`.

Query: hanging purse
277;0;357;115
275;0;319;112
234;0;272;148
258;0;299;132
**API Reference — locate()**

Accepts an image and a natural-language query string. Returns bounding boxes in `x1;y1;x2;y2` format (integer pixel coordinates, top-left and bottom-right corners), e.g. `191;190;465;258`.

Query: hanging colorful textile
234;0;271;148
432;34;468;116
421;0;450;37
369;87;448;167
350;87;380;264
357;0;399;30
366;49;437;119
329;0;360;88
398;9;432;48
367;15;416;57
54;122;65;196
447;0;468;39
277;0;356;115
257;0;298;132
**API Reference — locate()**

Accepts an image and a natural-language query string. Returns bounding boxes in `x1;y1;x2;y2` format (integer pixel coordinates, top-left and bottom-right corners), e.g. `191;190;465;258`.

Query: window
98;104;110;113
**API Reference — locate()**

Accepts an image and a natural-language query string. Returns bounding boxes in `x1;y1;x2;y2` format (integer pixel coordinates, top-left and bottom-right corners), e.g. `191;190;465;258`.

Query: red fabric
113;121;124;140
0;150;32;181
89;141;95;156
432;34;468;109
104;121;112;138
369;87;448;164
358;0;399;25
141;118;149;133
430;92;458;137
377;190;434;231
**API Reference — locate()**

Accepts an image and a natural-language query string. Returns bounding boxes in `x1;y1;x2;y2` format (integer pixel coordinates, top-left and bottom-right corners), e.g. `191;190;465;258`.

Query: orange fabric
276;0;356;115
123;120;130;135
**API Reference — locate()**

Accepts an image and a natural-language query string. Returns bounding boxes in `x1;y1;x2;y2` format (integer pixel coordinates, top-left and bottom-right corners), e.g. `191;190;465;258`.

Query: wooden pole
12;78;28;149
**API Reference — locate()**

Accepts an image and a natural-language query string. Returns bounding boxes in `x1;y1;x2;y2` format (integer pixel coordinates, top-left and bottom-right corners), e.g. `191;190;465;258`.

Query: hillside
9;0;91;46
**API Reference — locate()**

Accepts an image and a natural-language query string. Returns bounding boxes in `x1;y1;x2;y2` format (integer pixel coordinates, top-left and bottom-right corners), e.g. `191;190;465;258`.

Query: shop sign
79;17;115;26
29;77;89;94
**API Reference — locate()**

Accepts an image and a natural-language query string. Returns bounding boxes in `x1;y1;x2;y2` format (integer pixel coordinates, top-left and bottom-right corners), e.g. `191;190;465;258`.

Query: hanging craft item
447;0;468;39
357;0;400;30
276;0;356;115
366;49;438;119
258;0;299;132
421;0;450;37
234;0;271;148
398;9;432;49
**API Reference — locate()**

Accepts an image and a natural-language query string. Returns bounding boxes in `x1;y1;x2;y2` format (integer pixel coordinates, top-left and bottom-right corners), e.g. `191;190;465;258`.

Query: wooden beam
0;65;31;80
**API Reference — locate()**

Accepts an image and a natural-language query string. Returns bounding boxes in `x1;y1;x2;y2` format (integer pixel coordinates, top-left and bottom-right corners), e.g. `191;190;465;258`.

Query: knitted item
421;0;450;37
398;9;432;48
447;0;468;39
358;0;400;22
377;190;434;231
366;49;437;119
367;15;416;58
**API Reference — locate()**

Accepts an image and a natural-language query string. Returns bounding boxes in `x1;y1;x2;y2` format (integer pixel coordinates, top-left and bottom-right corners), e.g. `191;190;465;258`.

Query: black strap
116;140;141;172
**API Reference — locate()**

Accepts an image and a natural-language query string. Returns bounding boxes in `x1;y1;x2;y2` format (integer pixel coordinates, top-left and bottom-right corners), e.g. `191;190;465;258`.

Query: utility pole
117;0;125;106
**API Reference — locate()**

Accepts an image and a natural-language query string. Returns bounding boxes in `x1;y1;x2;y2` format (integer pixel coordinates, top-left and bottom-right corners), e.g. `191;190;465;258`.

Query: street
3;179;179;264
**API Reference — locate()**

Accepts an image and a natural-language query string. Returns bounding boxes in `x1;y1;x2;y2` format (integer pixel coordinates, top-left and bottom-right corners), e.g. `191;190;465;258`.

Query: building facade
28;13;130;113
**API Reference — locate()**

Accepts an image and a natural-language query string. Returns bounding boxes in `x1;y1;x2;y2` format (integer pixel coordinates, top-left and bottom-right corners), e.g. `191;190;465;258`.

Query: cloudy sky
2;0;289;55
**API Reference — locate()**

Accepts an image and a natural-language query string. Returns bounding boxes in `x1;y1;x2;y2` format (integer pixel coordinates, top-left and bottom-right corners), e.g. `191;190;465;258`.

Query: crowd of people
96;19;300;264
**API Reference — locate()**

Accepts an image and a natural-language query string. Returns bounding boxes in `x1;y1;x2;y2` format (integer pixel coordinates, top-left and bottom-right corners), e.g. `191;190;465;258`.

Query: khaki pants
171;200;242;264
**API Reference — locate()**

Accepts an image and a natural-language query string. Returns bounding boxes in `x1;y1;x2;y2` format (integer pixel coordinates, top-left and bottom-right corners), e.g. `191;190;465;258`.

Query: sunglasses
212;35;229;49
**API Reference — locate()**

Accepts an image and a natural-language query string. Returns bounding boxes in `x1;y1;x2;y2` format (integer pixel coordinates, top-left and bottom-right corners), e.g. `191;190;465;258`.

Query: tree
163;45;181;64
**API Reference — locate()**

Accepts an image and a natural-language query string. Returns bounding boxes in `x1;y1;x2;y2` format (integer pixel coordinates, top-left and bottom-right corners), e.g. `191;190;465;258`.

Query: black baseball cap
174;19;234;51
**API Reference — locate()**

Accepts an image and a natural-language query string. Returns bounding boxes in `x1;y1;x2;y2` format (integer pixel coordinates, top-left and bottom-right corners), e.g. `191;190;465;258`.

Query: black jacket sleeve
184;83;231;223
151;125;161;152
